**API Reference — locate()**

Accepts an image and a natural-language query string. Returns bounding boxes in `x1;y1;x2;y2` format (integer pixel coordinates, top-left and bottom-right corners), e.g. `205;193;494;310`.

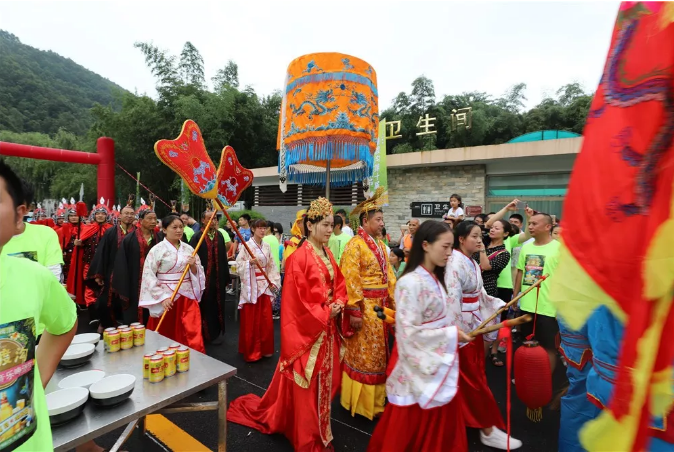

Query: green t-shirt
516;240;561;317
0;254;77;451
263;235;280;270
496;235;521;290
183;226;194;242
218;228;232;243
395;261;407;279
328;232;351;265
0;223;64;267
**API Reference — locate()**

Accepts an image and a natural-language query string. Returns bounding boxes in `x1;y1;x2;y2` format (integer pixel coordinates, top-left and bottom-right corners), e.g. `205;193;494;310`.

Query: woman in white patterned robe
236;219;281;362
368;220;471;452
139;215;206;353
450;221;522;450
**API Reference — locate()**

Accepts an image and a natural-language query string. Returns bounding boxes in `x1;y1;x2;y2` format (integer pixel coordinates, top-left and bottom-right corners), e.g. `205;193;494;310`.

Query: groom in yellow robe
340;188;396;420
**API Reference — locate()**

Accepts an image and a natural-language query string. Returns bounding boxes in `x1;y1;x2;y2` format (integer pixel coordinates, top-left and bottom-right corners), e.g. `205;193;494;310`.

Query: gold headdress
350;186;388;218
126;194;135;207
306;197;333;220
290;209;307;237
170;200;178;213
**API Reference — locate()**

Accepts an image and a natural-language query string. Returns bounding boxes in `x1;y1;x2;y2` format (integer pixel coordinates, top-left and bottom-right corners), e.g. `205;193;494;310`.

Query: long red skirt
227;360;341;452
458;335;505;429
239;295;274;362
147;295;205;353
367;397;467;452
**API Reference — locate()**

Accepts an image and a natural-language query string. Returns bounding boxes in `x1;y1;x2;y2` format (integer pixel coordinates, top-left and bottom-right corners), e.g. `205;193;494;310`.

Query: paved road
71;296;561;451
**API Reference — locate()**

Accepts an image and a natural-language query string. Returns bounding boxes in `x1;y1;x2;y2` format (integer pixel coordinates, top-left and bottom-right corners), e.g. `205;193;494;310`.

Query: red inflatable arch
0;137;115;203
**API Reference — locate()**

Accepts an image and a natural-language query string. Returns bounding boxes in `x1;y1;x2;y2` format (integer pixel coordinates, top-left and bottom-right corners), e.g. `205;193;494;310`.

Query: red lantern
514;340;552;422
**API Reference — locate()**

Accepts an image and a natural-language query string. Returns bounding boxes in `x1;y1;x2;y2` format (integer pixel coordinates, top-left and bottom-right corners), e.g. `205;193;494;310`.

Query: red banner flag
154;120;218;199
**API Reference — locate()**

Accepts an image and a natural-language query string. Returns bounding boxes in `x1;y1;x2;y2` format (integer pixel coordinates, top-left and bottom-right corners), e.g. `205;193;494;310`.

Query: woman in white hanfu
236;219;281;362
450;220;522;450
368;220;472;452
140;214;206;353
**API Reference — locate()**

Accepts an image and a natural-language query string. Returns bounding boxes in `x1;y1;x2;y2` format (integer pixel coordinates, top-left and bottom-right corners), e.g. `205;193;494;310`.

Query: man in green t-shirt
262;220;280;271
328;215;351;265
1;182;64;280
0;160;78;451
515;212;561;373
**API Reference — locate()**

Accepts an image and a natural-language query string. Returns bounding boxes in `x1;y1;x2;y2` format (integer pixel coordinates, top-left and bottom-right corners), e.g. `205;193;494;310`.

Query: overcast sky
1;1;619;109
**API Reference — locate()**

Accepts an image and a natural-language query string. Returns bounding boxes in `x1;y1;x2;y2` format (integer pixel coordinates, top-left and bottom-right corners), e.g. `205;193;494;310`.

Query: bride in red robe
228;197;346;452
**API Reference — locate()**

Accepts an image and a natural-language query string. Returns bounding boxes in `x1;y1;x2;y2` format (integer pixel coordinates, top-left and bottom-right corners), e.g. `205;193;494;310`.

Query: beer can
156;347;169;355
149;355;165;383
133;325;146;347
108;330;121;353
120;328;134;350
130;322;141;327
103;328;116;352
143;353;154;379
163;350;177;377
117;325;129;330
168;343;181;351
177;346;190;372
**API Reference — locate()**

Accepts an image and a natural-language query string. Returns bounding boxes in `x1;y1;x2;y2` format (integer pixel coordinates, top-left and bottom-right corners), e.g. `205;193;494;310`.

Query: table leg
218;379;227;452
109;419;138;452
138;416;147;435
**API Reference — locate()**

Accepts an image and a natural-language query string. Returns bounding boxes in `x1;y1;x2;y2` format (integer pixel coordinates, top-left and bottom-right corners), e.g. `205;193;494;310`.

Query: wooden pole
471;275;548;334
325;159;331;200
470;314;532;338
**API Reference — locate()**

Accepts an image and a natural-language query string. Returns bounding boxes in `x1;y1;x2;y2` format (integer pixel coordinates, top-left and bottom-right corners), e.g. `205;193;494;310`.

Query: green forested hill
0;30;126;135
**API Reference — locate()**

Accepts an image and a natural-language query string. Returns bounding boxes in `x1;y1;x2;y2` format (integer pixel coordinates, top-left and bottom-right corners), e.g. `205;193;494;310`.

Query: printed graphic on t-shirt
0;318;37;451
523;254;545;286
6;252;37;263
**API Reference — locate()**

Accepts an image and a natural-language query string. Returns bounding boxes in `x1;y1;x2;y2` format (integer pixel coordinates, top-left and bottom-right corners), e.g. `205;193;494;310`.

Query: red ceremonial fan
216;145;253;207
154;120;218;199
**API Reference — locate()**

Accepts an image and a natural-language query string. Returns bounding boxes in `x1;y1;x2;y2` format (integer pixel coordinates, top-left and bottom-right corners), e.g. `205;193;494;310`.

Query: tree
499;83;528;113
179;42;205;88
133;42;179;90
410;76;435;114
556;82;586;107
212;60;239;91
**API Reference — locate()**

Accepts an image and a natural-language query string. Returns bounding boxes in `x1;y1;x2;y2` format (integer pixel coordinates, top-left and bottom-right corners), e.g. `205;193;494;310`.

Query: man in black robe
112;208;159;325
87;205;136;329
190;210;230;344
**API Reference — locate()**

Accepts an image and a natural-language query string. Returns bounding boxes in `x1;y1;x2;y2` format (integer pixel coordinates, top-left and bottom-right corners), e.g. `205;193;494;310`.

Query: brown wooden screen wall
256;183;367;207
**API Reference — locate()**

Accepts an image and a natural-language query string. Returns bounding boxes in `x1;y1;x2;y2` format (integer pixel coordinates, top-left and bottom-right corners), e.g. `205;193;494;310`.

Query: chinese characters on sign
451;107;472;131
416;114;436;136
410;202;450;218
385;107;473;139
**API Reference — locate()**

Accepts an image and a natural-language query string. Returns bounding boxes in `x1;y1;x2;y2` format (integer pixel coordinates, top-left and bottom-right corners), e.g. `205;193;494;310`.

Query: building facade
249;136;581;229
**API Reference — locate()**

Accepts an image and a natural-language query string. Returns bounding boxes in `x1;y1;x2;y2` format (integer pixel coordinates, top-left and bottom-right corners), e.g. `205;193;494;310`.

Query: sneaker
272;314;280;320
226;288;235;295
480;427;522;450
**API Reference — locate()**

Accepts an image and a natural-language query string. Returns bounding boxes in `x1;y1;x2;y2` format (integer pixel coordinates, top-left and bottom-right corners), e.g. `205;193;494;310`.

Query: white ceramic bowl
58;370;106;390
71;333;100;346
89;374;136;406
63;343;96;360
46;387;89;425
60;343;96;368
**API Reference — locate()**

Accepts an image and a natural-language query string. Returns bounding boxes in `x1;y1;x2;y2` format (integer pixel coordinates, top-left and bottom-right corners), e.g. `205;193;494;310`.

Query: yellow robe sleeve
340;238;364;317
